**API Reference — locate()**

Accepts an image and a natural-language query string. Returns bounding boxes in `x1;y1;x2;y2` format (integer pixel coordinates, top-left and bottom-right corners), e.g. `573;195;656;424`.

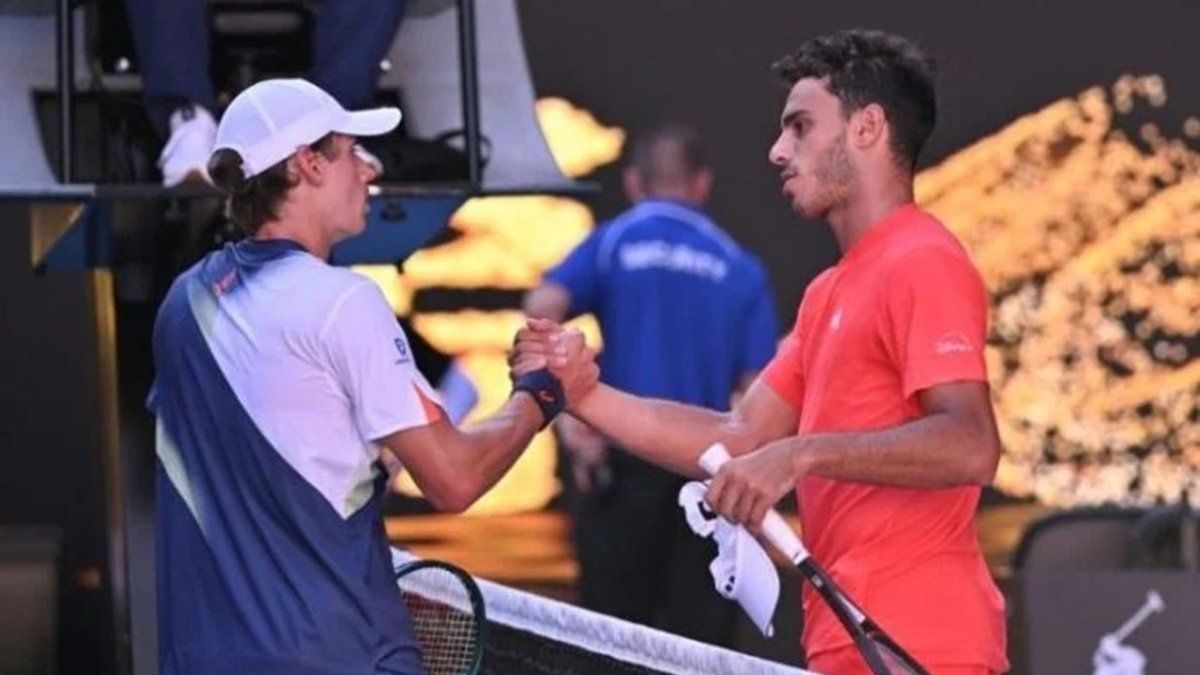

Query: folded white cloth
678;481;781;637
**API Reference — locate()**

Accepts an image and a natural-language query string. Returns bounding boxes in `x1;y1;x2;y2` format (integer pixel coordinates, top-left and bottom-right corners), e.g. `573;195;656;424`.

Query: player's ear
623;168;645;202
291;145;326;186
849;103;887;151
689;168;713;204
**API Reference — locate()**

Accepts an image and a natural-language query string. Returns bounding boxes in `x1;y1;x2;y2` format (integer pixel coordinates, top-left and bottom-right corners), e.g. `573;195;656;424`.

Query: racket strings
399;568;482;675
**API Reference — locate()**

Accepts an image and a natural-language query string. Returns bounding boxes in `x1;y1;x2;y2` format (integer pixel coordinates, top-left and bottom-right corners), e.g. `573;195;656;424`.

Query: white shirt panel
199;252;439;518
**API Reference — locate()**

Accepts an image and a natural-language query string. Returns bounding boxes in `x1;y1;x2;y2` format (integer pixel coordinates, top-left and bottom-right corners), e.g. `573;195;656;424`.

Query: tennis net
393;549;813;675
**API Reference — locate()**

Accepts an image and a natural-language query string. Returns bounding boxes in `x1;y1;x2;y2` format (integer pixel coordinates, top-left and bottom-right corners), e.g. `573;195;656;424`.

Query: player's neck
828;179;914;254
255;217;332;261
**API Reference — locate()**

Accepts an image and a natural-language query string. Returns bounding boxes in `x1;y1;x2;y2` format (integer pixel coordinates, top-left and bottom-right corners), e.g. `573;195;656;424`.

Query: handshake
508;318;602;416
507;318;802;533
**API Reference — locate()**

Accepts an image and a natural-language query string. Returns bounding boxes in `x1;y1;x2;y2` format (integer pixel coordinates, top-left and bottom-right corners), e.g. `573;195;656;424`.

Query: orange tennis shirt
761;204;1007;671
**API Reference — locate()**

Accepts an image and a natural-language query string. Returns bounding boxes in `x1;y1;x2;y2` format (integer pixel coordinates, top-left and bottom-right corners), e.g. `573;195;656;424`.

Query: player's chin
794;190;837;220
788;195;821;220
341;212;368;238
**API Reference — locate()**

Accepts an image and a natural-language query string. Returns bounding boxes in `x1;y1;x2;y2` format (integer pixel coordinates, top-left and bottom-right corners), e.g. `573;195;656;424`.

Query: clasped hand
509;318;600;409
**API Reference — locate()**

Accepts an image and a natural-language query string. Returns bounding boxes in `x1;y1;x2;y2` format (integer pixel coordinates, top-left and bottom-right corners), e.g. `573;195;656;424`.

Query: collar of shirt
838;202;922;266
633;197;708;216
232;238;311;265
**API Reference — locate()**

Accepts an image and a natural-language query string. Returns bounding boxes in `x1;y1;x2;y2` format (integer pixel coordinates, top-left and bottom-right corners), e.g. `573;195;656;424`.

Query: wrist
565;382;601;416
511;390;549;431
511;368;564;429
789;437;814;481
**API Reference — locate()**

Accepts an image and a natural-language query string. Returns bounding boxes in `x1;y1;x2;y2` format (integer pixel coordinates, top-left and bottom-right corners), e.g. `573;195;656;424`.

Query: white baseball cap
213;78;402;178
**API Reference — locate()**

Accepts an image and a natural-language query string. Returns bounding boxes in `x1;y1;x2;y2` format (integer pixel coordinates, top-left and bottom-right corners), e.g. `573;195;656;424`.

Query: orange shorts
808;646;999;675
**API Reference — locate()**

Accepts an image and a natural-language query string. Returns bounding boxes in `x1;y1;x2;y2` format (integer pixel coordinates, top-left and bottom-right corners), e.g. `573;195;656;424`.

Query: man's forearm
572;385;760;477
395;393;545;513
458;393;545;499
791;410;999;488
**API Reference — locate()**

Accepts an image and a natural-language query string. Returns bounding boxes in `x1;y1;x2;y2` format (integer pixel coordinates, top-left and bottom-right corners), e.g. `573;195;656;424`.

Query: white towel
678;481;781;637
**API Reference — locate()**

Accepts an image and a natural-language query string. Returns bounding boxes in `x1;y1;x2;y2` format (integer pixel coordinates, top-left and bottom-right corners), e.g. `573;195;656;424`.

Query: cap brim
338;107;402;137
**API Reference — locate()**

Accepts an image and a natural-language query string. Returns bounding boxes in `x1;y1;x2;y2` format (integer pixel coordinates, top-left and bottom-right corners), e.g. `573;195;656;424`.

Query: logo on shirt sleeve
210;270;239;296
829;308;844;331
934;332;975;355
393;337;412;364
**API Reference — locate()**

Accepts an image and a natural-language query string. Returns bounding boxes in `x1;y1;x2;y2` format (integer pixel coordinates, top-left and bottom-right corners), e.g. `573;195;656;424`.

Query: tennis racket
394;559;487;675
699;444;929;675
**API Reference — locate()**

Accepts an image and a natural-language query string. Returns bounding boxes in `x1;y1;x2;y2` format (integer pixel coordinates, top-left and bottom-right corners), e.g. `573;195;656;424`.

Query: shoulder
322;269;389;318
875;220;988;313
314;273;401;352
156;261;204;326
786;266;838;326
882;212;979;282
161;250;232;314
806;266;840;296
621;201;741;252
730;248;770;286
259;260;390;334
591;207;667;270
285;257;377;303
594;207;649;247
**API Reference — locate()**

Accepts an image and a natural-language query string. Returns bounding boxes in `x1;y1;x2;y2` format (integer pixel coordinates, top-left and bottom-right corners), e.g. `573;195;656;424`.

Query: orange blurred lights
371;78;1198;513
919;75;1199;507
358;99;624;514
534;97;626;178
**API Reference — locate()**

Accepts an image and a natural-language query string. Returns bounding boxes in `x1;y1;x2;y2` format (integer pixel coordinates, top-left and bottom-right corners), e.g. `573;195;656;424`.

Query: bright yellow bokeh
919;74;1199;506
360;99;624;514
374;77;1200;511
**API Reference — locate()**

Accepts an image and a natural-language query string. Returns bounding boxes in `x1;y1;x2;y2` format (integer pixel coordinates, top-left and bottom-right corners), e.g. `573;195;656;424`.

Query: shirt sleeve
321;281;444;441
881;246;990;400
738;257;781;375
543;227;606;317
760;305;805;411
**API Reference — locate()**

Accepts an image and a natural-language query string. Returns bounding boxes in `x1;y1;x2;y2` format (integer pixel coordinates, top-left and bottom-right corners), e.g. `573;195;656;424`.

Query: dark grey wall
519;0;1200;316
0;203;112;673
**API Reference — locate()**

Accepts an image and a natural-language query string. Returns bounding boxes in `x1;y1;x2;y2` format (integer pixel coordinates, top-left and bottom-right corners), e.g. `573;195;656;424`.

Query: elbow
422;477;480;514
966;435;1002;486
426;486;475;514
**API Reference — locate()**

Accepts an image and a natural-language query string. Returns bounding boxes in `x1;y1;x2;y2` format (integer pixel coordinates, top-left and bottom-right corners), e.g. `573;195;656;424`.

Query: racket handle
698;444;808;564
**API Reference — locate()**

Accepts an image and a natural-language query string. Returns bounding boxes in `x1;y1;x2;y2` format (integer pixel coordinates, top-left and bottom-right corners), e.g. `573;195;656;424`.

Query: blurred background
0;0;1196;673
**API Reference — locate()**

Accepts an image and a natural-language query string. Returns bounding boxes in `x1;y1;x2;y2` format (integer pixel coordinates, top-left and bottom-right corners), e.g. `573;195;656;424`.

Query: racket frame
793;556;929;675
698;443;929;675
394;559;488;675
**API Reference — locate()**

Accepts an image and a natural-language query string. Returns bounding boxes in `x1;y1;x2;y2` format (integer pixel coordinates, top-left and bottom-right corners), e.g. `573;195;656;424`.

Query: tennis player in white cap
148;79;596;674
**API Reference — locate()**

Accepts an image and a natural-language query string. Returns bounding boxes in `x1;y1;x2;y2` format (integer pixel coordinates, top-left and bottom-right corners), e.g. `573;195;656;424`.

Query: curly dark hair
773;29;937;170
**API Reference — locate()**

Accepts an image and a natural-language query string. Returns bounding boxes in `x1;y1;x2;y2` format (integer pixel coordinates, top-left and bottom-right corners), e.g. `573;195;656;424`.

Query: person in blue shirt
149;79;596;675
524;123;779;647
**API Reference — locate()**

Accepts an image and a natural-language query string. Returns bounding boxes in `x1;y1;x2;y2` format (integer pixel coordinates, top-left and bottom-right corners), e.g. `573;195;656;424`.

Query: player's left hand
509;318;599;407
509;318;571;377
705;439;803;532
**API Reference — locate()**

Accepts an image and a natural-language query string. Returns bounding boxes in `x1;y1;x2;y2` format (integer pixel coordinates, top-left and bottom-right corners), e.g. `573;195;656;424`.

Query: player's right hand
510;318;600;408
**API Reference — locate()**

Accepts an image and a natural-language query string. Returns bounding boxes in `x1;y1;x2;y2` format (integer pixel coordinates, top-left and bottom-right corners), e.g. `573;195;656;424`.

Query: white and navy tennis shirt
148;239;442;674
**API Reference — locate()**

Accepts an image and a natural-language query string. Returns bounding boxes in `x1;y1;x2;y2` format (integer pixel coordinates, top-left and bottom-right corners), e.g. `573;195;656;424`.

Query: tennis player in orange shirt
514;29;1007;674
